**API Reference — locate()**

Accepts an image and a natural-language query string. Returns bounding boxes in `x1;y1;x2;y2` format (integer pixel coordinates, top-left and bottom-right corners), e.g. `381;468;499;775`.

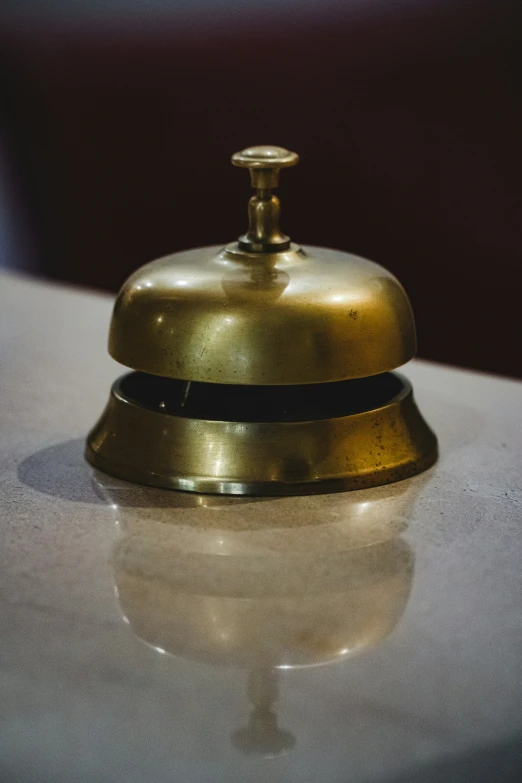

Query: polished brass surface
88;144;437;495
109;244;416;385
86;372;437;495
108;145;416;385
232;145;299;253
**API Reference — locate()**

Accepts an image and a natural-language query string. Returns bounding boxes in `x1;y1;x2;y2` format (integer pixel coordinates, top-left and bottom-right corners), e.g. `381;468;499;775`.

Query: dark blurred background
0;0;521;377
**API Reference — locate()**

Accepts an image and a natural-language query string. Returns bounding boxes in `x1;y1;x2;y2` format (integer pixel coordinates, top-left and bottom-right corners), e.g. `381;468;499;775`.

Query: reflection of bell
87;145;437;495
114;535;413;668
231;669;296;758
101;475;416;755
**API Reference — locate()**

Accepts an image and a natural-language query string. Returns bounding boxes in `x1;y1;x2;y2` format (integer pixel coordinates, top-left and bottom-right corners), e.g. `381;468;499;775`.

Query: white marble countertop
1;270;521;782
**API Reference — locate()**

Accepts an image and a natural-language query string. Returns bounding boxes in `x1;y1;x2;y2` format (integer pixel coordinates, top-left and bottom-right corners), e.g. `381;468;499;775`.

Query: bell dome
108;146;416;385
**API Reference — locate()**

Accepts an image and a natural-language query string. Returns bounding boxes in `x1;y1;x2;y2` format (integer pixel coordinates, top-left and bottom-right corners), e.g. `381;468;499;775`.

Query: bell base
86;372;437;496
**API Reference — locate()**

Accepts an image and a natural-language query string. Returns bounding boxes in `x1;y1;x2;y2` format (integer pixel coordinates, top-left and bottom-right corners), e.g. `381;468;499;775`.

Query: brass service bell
87;145;437;495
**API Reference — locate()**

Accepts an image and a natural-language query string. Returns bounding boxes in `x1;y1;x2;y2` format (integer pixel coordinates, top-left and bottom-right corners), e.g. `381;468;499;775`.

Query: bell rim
86;372;438;497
